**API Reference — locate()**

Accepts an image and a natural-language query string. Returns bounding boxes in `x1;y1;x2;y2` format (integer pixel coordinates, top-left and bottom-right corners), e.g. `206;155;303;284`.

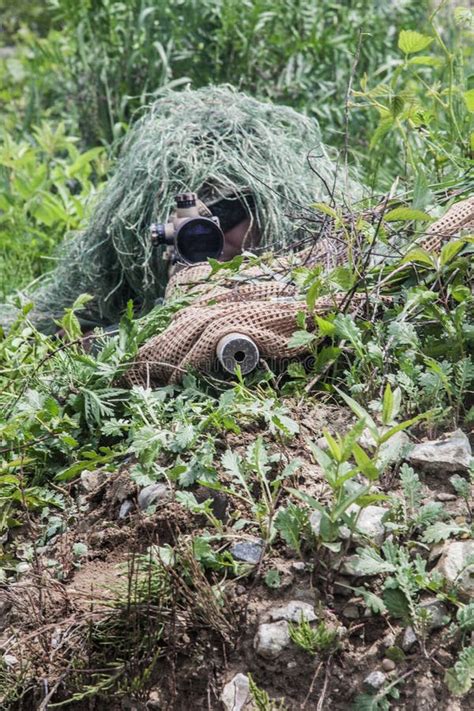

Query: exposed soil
0;402;472;710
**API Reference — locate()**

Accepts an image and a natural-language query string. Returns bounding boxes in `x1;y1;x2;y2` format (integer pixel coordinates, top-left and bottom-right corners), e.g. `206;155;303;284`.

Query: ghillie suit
0;86;361;334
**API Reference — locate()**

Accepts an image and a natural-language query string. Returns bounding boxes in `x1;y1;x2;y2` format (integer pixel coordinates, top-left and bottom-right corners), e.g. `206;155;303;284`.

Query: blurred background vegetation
0;0;472;298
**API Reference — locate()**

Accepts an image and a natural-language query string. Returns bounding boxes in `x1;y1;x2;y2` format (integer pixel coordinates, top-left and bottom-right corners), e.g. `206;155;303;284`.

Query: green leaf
288;330;316;349
264;569;281;588
383;588;411;624
315;314;336;336
353;444;380;481
354;587;387;615
463;89;474;113
408;55;443;67
275;504;308;553
370;117;394;150
422;522;469;544
398;30;434;55
312;202;338;220
385;207;432;222
352;547;397;575
382;383;394;425
440;239;466;266
445;646;474;696
335;388;379;440
401;248;435;267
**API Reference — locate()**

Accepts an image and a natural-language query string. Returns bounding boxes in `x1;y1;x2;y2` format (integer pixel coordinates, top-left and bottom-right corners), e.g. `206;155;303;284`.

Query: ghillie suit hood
1;86;362;333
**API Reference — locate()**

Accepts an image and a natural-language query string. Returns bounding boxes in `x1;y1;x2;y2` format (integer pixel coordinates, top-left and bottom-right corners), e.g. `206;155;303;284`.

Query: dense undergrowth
0;1;473;709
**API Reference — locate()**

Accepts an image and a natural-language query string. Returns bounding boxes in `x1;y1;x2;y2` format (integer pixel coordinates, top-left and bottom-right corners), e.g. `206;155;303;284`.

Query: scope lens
175;218;224;263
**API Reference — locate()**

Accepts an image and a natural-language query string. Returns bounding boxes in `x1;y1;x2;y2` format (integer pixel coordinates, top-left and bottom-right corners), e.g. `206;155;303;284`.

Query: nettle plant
353;7;474;188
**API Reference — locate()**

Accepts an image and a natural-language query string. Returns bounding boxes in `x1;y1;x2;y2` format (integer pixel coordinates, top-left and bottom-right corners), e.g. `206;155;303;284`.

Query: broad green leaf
385;207;432;222
401;248;435;267
408;55;443;67
315;315;336;336
288;330;316;349
440;239;466;266
383;588;411;623
398;30;434;55
353;444;380;481
463;89;474;113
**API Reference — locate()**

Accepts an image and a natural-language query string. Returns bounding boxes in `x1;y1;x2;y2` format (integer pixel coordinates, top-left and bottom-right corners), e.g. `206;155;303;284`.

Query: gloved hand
125;196;473;387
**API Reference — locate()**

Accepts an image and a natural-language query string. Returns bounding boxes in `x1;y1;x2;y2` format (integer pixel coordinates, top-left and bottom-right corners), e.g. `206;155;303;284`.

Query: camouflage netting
0;85;362;334
125;196;474;386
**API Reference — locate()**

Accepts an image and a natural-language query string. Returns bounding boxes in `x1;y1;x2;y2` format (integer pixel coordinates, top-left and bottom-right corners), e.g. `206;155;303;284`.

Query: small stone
291;561;306;573
311;505;388;546
360;428;410;464
221;673;250;711
3;654;18;667
229;539;263;565
138;483;171;511
435;492;457;502
118;499;133;519
408;429;472;473
402;626;417;652
435;540;474;601
419;597;449;630
363;671;387;693
382;658;396;672
268;600;316;623
342;604;359;620
194;486;228;521
147;689;161;709
254;621;290;659
80;469;107;493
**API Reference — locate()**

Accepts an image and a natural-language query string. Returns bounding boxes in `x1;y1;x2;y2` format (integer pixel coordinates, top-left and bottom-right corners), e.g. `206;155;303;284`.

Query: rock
3;653;18;667
80;469;107;493
435;540;474;600
138;483;171;510
339;555;373;577
363;671;387;693
229;539;263;565
382;658;396;672
311;505;387;546
268;600;316;623
408;429;471;473
435;492;457;502
402;626;417;652
342;604;359;620
221;673;250;711
291;561;306;573
419;597;449;629
254;621;290;659
118;499;133;519
194;486;228;521
360;428;410;464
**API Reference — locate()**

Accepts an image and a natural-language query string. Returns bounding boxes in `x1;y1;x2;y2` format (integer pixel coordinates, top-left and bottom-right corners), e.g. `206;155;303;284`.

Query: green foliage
8;0;424;147
288;618;339;656
0;124;107;297
445;645;474;697
354;7;473;188
248;675;288;711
